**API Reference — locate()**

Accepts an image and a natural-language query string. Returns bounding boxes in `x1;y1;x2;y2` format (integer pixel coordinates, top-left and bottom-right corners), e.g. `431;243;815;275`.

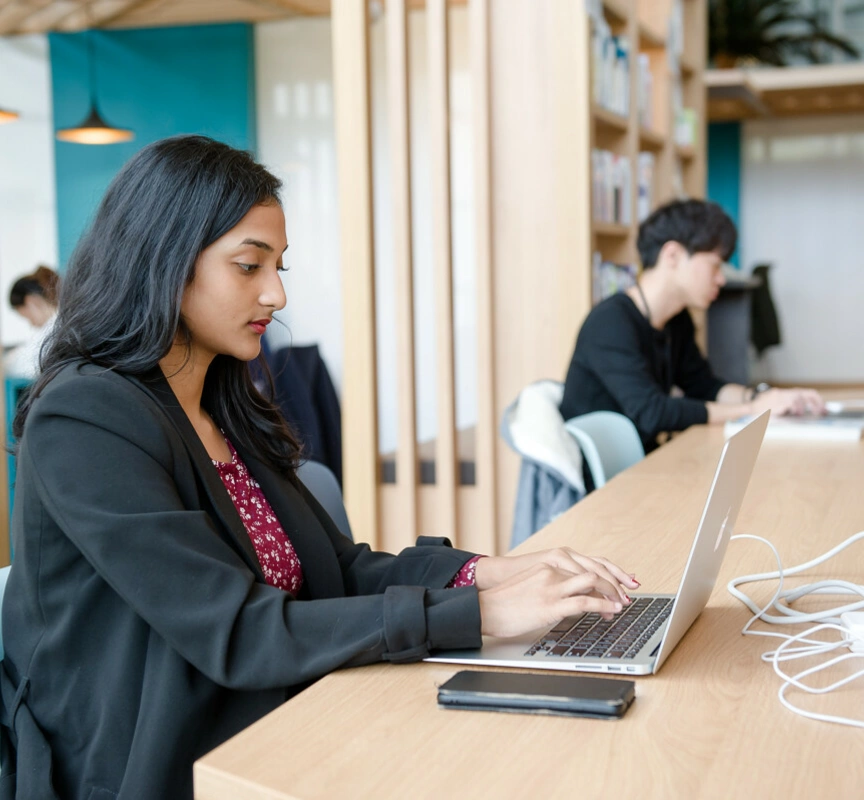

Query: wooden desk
195;426;864;799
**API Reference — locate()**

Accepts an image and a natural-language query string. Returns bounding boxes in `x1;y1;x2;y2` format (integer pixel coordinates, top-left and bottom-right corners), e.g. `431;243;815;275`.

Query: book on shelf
637;53;653;129
668;0;684;59
668;76;698;148
637;152;655;223
671;160;684;197
591;149;631;225
674;108;698;148
724;414;864;442
592;253;637;305
591;14;630;117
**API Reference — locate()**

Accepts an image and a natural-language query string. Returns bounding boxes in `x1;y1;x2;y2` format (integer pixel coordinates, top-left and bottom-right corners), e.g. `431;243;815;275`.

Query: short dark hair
15;135;301;475
637;199;737;269
9;265;60;307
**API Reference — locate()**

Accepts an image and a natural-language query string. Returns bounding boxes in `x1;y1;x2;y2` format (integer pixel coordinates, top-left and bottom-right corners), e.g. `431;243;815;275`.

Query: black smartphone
437;670;635;719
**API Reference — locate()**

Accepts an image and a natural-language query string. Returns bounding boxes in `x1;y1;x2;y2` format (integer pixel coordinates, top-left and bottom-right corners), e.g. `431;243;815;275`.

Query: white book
637;152;654;222
826;400;864;414
724;414;864;442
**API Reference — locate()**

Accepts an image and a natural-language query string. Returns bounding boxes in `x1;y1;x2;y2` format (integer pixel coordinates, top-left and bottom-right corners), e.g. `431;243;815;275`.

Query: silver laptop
426;411;769;676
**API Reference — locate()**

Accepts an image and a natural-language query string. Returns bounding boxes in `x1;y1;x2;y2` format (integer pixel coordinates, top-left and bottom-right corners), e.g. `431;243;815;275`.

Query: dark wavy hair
637;199;737;269
14;135;301;475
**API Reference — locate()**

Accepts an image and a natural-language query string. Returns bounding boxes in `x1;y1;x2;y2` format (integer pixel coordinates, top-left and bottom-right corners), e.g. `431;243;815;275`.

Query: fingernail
631;578;640;586
614;602;622;612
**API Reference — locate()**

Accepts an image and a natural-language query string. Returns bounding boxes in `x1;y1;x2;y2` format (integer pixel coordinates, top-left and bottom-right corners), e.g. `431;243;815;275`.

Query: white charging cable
727;532;864;729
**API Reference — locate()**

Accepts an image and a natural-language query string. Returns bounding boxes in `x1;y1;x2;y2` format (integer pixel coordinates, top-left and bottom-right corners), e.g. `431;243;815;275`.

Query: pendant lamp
0;108;19;124
56;31;133;145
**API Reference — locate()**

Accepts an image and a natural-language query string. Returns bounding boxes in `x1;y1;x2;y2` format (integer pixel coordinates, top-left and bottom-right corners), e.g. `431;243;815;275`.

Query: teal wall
50;24;256;268
707;122;742;267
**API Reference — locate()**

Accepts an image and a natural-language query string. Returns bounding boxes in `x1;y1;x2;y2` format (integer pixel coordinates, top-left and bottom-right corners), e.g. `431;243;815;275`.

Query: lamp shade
56;106;134;144
0;107;19;124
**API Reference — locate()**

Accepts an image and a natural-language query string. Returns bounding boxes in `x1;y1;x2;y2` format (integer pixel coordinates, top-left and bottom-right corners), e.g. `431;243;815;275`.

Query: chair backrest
296;460;353;541
564;411;644;489
0;564;10;661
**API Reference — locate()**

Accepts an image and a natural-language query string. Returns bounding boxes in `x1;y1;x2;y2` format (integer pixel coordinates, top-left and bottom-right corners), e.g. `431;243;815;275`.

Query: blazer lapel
129;370;266;582
236;447;345;600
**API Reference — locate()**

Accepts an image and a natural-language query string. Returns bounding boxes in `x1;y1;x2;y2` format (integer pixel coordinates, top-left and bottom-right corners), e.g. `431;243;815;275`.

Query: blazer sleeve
20;372;482;692
286;475;477;595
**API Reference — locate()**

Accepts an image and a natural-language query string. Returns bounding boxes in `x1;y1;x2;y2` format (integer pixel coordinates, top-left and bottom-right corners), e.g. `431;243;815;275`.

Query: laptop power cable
727;531;864;729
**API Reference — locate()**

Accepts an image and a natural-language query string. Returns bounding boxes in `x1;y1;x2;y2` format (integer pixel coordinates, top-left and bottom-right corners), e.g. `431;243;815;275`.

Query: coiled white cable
727;532;864;729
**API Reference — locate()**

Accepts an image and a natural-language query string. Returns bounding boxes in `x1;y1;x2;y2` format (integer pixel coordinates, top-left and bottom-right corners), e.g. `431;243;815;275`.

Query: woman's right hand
477;563;628;639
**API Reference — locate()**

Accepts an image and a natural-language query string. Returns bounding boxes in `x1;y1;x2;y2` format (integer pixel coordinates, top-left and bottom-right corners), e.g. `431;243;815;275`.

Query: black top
560;293;726;453
0;363;481;800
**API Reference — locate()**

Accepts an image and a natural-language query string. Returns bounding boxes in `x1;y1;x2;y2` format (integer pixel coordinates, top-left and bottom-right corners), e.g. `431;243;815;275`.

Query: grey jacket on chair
501;381;586;549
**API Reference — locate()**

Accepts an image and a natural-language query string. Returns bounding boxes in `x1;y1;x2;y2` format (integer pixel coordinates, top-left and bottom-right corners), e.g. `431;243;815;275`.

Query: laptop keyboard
524;597;673;660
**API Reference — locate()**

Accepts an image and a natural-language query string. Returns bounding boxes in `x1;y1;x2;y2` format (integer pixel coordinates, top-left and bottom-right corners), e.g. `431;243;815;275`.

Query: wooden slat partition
332;0;379;547
426;0;459;545
384;0;420;547
552;2;593;394
682;0;707;198
466;0;497;556
333;0;706;556
486;3;594;554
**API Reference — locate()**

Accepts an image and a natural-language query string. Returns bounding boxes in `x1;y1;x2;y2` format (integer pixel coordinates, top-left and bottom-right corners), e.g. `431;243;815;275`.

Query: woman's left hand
473;548;637;605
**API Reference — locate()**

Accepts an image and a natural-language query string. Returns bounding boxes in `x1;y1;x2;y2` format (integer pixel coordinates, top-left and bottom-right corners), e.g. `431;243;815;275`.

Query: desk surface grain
195;425;864;800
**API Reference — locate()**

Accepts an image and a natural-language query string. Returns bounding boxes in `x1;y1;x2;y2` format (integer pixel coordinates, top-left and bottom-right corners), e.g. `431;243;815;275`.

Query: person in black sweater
560;199;824;454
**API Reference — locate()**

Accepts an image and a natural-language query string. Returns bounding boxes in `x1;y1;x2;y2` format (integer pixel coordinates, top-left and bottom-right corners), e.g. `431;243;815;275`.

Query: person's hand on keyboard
475;552;636;639
751;387;825;417
474;547;637;601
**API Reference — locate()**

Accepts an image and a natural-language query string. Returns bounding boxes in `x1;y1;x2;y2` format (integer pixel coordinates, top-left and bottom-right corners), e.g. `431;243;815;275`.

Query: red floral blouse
213;440;482;594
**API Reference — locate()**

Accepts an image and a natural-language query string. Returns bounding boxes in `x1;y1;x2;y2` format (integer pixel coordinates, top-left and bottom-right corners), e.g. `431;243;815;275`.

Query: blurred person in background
5;265;60;379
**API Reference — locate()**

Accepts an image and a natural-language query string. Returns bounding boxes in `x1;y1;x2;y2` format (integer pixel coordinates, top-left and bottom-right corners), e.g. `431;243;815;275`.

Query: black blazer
0;363;481;800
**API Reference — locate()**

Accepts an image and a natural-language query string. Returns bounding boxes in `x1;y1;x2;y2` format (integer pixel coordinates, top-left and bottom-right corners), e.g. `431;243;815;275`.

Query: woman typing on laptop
0;136;636;800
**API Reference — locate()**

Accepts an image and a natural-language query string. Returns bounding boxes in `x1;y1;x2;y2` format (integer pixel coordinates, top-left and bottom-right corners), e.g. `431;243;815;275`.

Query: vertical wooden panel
384;0;420;550
683;0;707;197
651;46;675;204
487;2;594;553
637;0;666;33
552;1;594;375
466;0;497;557
427;0;459;544
684;0;708;352
332;0;379;547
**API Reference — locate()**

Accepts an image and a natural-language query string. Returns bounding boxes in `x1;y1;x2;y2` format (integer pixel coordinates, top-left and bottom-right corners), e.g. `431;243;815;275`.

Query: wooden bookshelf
594;221;631;238
488;0;707;547
705;63;864;121
593;105;630;133
603;0;630;24
639;126;667;151
680;54;696;77
638;22;665;49
590;0;707;305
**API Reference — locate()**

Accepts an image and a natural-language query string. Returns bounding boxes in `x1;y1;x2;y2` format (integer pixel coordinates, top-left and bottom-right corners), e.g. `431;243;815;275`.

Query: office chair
296;460;353;541
564;411;644;489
